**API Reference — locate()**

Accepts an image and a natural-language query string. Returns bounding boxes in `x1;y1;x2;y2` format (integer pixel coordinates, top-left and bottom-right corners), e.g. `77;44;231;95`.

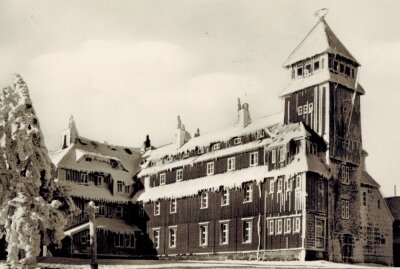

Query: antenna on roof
314;8;329;21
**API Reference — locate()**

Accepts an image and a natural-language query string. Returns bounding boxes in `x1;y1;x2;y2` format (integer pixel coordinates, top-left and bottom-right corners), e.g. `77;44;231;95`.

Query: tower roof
283;18;360;67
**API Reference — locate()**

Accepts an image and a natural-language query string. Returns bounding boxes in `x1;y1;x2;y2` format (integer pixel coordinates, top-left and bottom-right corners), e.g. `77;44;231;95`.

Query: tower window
305;64;312;75
297;66;303;76
314;61;320;70
345;66;351;76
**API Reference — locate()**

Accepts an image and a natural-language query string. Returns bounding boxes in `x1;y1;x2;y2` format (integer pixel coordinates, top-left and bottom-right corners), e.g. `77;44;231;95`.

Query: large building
50;117;152;257
134;16;393;265
385;196;400;266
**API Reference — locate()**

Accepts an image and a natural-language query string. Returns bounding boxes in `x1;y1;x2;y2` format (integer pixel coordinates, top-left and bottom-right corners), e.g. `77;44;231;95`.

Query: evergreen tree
0;74;78;268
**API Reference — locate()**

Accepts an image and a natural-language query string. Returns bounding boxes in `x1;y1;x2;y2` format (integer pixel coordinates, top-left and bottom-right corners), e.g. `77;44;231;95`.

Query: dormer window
183;152;190;158
233;137;242;145
198;148;205;154
212;143;220;150
257;130;265;139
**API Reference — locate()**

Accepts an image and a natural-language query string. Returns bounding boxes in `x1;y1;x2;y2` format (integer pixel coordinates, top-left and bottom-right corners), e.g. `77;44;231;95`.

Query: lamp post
87;201;98;269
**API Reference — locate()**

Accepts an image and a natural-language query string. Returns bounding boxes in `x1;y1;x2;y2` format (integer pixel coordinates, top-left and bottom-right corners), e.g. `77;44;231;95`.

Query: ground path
0;258;388;269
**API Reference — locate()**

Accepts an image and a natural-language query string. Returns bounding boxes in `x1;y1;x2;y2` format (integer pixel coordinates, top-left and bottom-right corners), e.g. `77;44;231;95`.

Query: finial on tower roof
237;98;241;111
314;8;329;21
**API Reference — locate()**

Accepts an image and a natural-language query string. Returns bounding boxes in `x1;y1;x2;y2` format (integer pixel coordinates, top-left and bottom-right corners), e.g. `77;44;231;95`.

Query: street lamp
86;201;98;269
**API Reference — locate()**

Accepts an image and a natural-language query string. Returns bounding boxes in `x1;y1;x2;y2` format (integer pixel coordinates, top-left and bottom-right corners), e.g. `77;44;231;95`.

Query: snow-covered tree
0;74;78;268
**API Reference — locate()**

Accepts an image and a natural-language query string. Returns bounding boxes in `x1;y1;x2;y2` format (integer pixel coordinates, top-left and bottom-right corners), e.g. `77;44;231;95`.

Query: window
117;181;123;192
169;226;177;248
285;179;291;192
295;175;301;189
285;218;291;234
116;206;123;218
303;104;308;114
198;147;204;154
321;58;325;68
200;192;208;209
363;192;367;206
176;169;183;182
220;221;229;245
221;189;229;206
378;199;381;209
199;224;208;246
315;218;325;249
279;147;286;163
339;63;345;73
309;103;314;113
170;199;177;214
345;66;351;76
305;64;312;75
160;173;166;185
341;199;350;219
277;178;283;193
183;151;190;158
297;66;303;76
243;183;253;203
139;204;144;217
125;185;130;193
249;152;258;167
271;149;276;164
276;219;282;234
295;190;302;211
114;233;124;247
153;228;160;249
98;204;105;216
242;219;253;244
206;162;214;175
212;143;220;150
154;201;160;216
341;165;350;185
297;106;303;116
269;220;274;235
233;137;242;145
314;61;320;70
125;234;136;248
96;175;102;185
227;157;235;172
257;130;265;139
269;180;274;193
293;217;301;233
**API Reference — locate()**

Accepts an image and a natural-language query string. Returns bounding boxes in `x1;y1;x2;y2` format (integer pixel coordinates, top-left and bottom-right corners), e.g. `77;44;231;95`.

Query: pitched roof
135;122;331;202
64;217;140;236
361;171;380;188
385;197;400;220
283;18;359;67
142;112;283;163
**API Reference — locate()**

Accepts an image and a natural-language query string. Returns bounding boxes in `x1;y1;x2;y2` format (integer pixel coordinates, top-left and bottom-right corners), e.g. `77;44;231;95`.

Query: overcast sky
1;0;399;196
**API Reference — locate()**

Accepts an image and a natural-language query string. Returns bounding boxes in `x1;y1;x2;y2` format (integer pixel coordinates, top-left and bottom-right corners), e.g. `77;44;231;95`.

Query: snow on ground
0;259;388;269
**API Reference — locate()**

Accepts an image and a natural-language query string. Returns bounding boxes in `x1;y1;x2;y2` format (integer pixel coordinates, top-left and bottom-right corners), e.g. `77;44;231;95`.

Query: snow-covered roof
50;123;142;187
279;69;365;97
283;18;359;67
135;153;330;202
64;217;140;236
139;138;273;177
143;113;282;163
60;180;131;203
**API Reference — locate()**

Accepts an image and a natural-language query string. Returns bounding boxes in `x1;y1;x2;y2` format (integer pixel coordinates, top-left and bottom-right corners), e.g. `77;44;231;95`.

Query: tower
61;116;79;149
281;14;365;263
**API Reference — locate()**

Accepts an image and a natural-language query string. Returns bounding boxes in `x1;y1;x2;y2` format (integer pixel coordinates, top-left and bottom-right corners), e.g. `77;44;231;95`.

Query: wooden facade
135;17;393;265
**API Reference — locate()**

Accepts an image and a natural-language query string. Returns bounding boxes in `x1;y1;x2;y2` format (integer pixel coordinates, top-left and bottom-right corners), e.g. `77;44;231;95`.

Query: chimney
360;150;368;171
61;116;79;149
175;116;191;149
194;128;200;138
236;98;251;128
144;134;151;149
